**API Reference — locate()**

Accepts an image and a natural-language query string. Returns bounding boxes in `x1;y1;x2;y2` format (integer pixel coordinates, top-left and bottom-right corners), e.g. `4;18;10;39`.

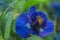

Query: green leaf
0;12;2;28
0;31;3;40
14;0;26;12
23;0;40;10
0;12;2;21
26;35;43;40
12;19;16;33
23;0;50;11
4;11;14;39
0;12;2;17
13;0;50;13
44;33;54;40
14;0;44;13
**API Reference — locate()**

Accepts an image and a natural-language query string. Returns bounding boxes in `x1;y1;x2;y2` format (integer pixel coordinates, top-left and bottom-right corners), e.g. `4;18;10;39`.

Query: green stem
4;0;18;14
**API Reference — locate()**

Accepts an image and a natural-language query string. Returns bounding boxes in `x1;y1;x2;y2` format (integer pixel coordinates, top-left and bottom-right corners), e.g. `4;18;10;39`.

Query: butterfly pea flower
30;12;54;37
16;6;54;38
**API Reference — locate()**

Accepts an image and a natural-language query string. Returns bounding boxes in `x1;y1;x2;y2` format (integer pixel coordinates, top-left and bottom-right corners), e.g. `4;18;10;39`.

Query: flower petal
30;6;36;13
16;13;32;38
39;20;54;37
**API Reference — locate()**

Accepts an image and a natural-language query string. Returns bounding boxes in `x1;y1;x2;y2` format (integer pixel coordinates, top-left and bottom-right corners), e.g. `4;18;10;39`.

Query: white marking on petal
40;28;44;32
26;23;31;28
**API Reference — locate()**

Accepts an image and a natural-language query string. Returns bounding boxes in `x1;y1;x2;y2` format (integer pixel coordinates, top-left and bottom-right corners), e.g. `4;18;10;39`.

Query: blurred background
0;0;60;40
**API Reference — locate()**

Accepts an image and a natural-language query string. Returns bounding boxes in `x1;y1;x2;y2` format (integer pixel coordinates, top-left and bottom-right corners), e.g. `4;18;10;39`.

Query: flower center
36;16;43;26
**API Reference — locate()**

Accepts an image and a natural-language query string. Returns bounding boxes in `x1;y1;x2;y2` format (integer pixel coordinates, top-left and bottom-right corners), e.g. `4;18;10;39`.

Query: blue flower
30;12;54;37
16;6;54;38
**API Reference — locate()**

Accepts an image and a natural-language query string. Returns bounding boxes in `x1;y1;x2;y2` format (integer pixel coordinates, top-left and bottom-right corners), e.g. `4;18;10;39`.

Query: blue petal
16;13;28;26
16;13;32;38
16;26;32;38
30;6;36;13
39;20;54;37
